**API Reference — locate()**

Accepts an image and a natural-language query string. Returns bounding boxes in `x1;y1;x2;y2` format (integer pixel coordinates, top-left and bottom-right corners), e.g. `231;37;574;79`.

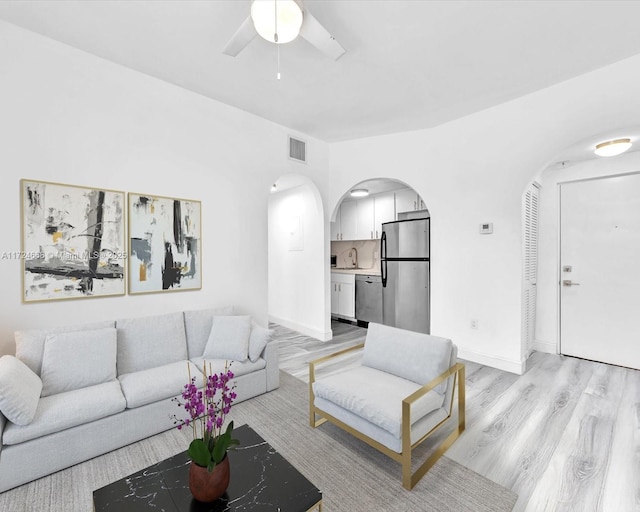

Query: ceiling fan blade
222;15;257;57
299;9;346;61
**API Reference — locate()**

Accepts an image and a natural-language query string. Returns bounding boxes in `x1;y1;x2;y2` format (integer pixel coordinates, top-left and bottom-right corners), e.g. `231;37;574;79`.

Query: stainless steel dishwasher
355;274;382;324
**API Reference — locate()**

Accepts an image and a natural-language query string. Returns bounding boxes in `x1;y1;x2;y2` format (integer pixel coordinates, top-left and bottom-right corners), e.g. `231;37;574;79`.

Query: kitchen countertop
331;267;381;276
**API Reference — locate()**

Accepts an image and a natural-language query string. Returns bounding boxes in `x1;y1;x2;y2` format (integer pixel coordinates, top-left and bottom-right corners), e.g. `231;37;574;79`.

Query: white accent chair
309;322;465;489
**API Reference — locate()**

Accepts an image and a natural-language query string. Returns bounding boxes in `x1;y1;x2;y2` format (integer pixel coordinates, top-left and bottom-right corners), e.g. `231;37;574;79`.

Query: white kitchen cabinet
394;188;426;218
331;278;340;314
374;192;395;238
395;188;418;215
331;272;355;319
340;200;358;241
330;207;342;241
356;197;375;240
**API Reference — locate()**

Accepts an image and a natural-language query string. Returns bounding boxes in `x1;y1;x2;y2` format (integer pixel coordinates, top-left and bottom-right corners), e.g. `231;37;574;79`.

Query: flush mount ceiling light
594;138;632;157
350;189;369;198
251;0;303;44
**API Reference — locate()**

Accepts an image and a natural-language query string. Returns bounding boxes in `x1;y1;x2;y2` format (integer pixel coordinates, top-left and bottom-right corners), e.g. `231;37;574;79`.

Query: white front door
560;173;640;370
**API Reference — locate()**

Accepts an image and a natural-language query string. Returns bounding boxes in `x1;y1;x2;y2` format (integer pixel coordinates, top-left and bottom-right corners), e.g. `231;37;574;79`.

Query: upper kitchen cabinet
330;206;342;241
395;188;426;218
331;200;357;241
356;196;374;240
333;192;396;241
374;192;395;238
340;201;358;240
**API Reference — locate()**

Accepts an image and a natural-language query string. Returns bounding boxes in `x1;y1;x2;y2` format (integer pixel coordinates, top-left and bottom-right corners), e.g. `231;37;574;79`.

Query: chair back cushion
362;323;453;388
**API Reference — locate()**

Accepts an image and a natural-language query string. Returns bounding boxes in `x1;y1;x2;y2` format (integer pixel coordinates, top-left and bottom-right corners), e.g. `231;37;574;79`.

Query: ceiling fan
222;0;346;60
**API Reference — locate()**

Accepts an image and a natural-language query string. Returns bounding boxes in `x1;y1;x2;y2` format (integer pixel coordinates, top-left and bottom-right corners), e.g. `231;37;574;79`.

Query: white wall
535;151;640;354
0;20;329;356
329;53;640;373
268;177;331;340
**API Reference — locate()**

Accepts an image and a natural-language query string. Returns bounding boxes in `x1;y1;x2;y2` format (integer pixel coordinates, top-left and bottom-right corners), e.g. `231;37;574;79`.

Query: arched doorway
267;174;331;340
330;178;431;334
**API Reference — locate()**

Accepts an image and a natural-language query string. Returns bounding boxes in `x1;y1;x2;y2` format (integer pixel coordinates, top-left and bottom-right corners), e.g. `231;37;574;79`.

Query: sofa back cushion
40;327;117;397
116;312;187;375
183;306;235;358
15;320;115;376
362;323;453;389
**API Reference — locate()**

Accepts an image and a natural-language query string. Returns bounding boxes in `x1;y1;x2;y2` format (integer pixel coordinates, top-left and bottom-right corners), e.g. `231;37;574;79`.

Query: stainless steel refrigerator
380;218;430;333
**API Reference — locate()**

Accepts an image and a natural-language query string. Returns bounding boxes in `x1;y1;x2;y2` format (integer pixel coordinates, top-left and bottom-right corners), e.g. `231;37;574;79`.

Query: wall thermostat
479;222;493;234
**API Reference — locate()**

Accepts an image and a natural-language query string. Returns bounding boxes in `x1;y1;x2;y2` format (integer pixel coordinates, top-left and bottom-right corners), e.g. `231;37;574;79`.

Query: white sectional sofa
0;307;279;493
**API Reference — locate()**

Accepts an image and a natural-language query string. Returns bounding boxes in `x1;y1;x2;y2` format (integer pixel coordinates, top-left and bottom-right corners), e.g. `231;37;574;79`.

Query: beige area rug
0;372;517;511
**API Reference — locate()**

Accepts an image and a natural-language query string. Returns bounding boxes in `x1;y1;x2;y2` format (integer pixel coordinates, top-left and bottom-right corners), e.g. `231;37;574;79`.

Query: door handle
562;280;580;287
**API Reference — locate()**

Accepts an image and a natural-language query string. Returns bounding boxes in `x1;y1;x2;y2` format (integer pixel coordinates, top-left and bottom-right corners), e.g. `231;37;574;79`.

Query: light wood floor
274;320;640;512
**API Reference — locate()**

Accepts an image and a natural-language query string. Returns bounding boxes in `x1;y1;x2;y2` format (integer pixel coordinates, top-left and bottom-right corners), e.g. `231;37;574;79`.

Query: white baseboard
532;339;557;354
268;315;332;342
457;347;525;375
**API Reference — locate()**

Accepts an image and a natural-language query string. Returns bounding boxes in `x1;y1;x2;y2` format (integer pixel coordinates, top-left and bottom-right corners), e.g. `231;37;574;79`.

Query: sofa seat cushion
191;357;266;378
2;381;126;445
312;366;444;438
118;360;203;409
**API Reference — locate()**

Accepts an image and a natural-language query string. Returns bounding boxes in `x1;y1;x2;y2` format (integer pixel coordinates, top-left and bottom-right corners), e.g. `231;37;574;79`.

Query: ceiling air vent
288;136;307;164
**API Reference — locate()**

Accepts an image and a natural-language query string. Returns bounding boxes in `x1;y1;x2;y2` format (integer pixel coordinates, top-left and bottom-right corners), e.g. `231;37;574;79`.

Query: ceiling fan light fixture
251;0;303;44
594;138;632;157
350;188;369;198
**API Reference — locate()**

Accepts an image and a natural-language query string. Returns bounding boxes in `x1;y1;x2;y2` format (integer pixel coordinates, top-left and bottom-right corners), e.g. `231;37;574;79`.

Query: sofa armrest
263;340;280;391
0;412;6;456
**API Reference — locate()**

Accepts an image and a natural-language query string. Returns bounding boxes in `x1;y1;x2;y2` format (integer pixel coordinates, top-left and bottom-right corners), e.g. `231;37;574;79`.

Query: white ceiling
3;1;640;144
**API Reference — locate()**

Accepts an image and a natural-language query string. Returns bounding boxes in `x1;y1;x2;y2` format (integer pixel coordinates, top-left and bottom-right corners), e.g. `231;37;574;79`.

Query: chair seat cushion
312;366;445;438
118;360;203;409
3;381;126;445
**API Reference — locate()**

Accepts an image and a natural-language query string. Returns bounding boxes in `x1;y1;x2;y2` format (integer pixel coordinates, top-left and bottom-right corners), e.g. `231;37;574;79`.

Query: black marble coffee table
93;424;322;511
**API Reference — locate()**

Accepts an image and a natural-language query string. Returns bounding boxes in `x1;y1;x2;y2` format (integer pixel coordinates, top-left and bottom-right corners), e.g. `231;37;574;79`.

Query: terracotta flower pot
188;456;230;503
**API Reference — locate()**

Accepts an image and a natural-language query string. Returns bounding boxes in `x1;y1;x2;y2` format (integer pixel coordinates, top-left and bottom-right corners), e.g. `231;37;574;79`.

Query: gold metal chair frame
309;343;465;490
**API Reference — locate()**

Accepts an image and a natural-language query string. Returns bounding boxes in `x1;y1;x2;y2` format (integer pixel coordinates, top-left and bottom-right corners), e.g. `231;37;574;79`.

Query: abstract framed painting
21;179;126;302
128;193;202;294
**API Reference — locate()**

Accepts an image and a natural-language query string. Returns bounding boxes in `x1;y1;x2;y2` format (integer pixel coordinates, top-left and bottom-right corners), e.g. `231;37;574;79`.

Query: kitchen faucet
348;247;358;268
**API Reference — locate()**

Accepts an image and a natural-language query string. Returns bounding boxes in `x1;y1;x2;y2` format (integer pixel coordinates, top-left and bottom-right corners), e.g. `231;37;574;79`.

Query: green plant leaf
212;432;232;464
188;439;212;468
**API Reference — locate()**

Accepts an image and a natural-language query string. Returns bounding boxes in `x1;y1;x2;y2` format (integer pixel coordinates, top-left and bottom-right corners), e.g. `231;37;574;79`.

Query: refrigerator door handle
380;230;387;288
381;230;387;260
381;260;387;288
